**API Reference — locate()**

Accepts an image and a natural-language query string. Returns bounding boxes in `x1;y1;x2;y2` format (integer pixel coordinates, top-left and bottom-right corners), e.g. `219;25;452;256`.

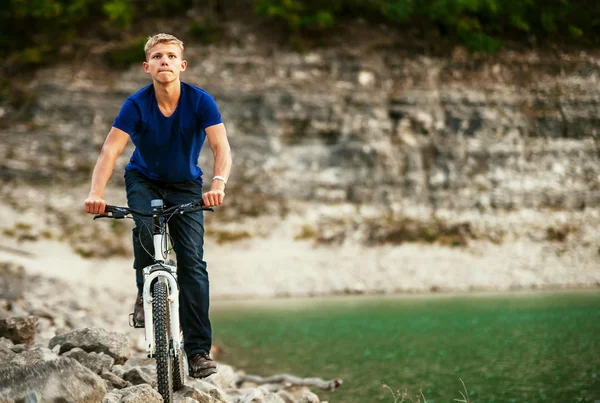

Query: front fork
142;263;182;359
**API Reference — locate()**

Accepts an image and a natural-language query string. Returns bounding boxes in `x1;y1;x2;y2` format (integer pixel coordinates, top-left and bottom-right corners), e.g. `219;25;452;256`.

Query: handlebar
93;199;213;220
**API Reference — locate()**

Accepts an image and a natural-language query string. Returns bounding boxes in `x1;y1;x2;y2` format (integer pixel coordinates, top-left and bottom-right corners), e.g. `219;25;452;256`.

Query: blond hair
144;33;184;59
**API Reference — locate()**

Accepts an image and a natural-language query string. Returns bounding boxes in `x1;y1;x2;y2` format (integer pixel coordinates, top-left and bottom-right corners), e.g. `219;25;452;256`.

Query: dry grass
297;214;486;247
382;379;473;403
205;228;252;244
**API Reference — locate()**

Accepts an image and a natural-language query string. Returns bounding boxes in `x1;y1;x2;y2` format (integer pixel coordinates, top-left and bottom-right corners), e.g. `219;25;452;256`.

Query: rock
207;364;237;389
299;390;320;403
101;370;130;389
0;356;106;402
0;316;38;345
119;384;163;403
10;344;27;353
63;347;115;374
0;338;13;349
122;366;156;386
188;378;228;398
123;352;155;370
265;392;287;403
239;387;267;403
8;346;58;366
208;387;228;403
103;391;123;403
111;364;126;378
276;390;296;403
0;347;17;367
0;262;26;301
51;343;61;354
174;385;211;403
49;327;130;364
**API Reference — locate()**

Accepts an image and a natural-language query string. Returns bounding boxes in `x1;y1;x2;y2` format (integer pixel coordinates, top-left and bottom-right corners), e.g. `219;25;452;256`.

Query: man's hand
202;181;225;207
85;194;107;214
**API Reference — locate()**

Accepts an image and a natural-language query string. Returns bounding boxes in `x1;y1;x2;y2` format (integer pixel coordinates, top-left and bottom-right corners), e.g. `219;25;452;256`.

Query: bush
0;0;193;69
0;0;597;64
254;0;600;51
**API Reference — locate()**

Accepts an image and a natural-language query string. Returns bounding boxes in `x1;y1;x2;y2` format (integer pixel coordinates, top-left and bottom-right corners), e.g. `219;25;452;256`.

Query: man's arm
84;127;130;214
203;123;232;207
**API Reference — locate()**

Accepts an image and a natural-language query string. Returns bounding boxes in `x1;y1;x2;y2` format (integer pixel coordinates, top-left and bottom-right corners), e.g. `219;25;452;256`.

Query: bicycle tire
172;345;186;390
153;281;173;403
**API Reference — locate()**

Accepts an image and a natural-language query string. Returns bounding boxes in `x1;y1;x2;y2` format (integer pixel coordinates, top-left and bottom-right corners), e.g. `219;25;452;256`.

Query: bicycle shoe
188;352;217;379
132;293;145;327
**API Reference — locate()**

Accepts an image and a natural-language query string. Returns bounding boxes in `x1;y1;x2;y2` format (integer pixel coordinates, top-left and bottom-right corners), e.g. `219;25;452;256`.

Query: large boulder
0;356;106;402
49;327;130;364
0;316;38;345
63;347;115;374
8;346;58;367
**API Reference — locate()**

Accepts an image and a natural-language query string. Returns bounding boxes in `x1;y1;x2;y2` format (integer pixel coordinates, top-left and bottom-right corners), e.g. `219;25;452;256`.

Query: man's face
143;43;187;83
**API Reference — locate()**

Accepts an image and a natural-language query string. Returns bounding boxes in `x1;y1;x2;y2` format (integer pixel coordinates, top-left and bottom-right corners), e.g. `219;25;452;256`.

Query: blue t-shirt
113;82;222;183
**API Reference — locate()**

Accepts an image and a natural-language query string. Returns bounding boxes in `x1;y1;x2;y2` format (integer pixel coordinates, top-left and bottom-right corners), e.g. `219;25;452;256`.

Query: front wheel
153;280;173;403
172;345;186;391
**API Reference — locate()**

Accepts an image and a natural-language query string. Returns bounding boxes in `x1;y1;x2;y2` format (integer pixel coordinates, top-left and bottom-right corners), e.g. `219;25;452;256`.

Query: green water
211;290;600;403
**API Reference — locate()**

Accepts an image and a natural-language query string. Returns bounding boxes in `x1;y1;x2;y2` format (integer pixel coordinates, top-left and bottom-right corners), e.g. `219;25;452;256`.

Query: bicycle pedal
128;313;145;328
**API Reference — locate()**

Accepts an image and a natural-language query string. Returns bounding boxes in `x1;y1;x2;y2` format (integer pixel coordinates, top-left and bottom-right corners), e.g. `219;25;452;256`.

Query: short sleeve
198;94;223;129
112;98;140;135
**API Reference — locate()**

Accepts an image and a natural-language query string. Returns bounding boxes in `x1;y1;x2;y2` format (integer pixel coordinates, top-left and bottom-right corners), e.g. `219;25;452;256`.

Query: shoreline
210;284;600;305
1;200;599;301
1;233;599;301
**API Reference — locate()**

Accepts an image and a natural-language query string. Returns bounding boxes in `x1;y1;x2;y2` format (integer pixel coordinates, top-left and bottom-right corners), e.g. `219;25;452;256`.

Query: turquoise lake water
211;290;600;403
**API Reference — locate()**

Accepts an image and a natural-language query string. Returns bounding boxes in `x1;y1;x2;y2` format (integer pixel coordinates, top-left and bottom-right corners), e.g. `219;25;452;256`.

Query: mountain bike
94;198;212;403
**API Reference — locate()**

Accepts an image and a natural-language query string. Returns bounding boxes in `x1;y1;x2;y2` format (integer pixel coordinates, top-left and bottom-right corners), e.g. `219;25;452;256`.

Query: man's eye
169;55;175;58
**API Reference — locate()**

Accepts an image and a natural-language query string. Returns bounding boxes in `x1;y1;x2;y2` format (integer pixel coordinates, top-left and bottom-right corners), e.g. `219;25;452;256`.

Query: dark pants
125;169;211;358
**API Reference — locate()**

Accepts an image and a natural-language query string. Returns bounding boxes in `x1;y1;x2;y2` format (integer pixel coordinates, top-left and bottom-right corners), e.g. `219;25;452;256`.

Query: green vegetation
205;228;252;244
255;0;600;51
296;214;490;247
1;0;598;70
1;0;195;68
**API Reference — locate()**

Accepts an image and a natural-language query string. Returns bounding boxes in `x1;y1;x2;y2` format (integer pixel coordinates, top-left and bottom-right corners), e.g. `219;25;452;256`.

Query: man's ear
180;60;187;72
143;61;150;74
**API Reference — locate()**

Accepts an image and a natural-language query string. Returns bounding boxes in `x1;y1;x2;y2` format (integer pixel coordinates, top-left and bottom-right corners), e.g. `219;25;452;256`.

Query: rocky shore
0;262;340;402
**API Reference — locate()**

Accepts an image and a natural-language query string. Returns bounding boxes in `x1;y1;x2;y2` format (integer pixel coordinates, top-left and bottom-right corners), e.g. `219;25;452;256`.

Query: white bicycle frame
141;207;182;361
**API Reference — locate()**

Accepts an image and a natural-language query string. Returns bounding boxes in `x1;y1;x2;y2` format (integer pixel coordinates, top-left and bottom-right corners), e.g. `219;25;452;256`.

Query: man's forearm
89;150;119;197
212;145;232;183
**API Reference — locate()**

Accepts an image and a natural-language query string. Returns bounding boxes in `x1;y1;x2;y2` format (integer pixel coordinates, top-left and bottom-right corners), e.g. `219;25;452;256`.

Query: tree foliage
0;0;598;69
1;0;193;67
255;0;600;51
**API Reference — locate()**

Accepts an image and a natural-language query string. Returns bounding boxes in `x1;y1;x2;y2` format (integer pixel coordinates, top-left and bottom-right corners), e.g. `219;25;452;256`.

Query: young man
84;33;232;378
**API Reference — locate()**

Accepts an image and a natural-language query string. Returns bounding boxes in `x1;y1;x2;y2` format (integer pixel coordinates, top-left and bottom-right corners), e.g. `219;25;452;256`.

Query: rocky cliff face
4;27;600;209
1;23;599;294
